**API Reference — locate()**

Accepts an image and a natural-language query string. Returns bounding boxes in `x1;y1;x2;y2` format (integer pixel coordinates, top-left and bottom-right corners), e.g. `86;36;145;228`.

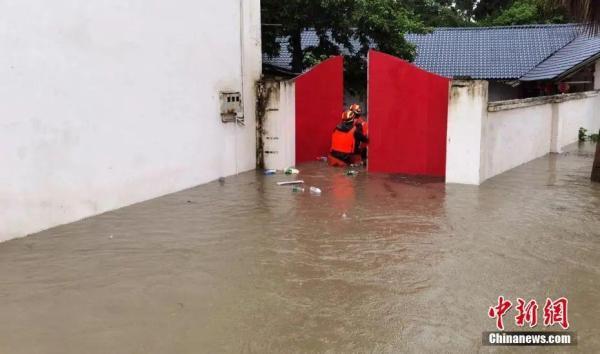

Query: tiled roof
263;29;359;72
263;31;314;71
520;34;600;81
406;24;579;79
264;24;600;81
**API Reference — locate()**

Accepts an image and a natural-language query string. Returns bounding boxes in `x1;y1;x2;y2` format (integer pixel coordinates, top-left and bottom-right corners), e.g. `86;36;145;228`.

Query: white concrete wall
0;0;262;242
484;93;600;179
447;80;600;185
263;80;296;170
485;104;554;179
446;81;488;185
556;95;600;150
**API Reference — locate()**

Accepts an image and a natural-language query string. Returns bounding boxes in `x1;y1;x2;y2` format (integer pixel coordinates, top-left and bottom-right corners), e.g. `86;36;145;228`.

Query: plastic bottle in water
292;186;305;193
264;169;277;175
309;186;322;195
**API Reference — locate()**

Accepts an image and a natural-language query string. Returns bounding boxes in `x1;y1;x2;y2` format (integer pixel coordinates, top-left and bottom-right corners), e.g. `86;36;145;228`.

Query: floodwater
1;143;599;354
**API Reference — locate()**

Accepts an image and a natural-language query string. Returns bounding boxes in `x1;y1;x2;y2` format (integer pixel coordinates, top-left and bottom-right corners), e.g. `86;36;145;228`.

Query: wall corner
238;0;263;172
446;80;489;185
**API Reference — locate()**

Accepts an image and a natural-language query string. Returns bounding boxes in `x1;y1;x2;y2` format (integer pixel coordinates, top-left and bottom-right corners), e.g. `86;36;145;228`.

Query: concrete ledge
488;90;600;112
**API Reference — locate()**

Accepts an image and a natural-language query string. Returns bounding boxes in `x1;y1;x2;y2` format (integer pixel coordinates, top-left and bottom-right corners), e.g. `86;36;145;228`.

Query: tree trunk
592;130;600;182
290;31;304;74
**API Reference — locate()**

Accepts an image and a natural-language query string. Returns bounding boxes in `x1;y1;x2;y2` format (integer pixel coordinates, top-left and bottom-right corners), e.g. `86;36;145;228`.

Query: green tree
406;0;473;27
471;0;512;21
262;0;427;74
448;0;570;25
481;0;568;26
262;0;434;100
263;0;474;100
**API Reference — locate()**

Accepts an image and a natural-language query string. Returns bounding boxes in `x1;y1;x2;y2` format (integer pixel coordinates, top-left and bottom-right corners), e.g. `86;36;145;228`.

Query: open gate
368;51;449;177
295;56;344;164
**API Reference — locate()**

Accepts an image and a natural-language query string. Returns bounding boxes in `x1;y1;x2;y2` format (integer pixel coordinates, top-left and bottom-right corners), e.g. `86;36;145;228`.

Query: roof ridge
432;23;580;31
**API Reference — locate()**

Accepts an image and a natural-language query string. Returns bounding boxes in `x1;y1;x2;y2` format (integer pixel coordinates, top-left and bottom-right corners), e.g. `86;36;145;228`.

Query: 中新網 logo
488;296;569;330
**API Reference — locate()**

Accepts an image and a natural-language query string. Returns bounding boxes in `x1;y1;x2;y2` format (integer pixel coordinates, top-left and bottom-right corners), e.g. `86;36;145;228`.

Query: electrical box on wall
219;92;244;124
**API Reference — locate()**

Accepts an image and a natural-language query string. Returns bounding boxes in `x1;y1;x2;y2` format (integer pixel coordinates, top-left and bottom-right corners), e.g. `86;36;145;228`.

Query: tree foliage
262;0;473;98
263;0;352;73
406;0;473;27
470;0;512;21
262;0;430;74
262;0;574;98
450;0;570;24
479;0;568;26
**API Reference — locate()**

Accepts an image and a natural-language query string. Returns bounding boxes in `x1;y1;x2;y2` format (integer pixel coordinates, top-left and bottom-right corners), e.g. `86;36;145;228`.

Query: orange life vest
331;126;356;154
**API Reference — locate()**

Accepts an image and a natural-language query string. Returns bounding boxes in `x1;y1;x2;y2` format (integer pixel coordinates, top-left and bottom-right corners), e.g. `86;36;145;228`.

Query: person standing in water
349;104;368;163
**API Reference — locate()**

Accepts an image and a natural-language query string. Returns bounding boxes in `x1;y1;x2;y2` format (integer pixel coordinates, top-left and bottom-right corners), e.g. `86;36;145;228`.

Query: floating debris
285;168;300;175
277;180;304;186
264;169;277;175
309;186;322;195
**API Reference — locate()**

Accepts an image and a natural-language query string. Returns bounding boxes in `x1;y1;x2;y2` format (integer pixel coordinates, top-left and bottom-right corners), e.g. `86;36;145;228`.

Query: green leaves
262;0;430;73
480;0;568;26
262;0;471;98
261;0;570;98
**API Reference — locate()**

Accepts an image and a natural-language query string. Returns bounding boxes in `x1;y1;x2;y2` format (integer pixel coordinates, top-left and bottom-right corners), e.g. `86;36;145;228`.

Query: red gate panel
368;51;449;177
295;56;344;164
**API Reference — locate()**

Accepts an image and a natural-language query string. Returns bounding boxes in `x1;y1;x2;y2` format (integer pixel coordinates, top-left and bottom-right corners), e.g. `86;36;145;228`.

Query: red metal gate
368;51;449;177
295;56;344;164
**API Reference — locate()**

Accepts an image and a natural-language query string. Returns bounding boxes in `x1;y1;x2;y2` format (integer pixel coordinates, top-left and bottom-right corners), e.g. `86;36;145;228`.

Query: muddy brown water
1;143;599;353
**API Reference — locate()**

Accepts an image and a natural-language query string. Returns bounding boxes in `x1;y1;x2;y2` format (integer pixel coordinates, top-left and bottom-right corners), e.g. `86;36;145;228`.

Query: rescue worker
330;110;369;165
349;104;368;161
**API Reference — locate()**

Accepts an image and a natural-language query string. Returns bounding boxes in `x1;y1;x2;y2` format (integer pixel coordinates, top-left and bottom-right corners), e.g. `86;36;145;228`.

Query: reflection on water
0;143;599;353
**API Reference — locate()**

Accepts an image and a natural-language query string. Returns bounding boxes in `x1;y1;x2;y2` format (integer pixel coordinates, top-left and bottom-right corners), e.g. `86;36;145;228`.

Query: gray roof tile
265;24;600;81
263;29;358;72
407;24;579;79
520;34;600;80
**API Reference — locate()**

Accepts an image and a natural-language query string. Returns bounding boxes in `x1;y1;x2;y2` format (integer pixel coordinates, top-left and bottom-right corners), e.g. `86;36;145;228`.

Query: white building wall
0;0;262;242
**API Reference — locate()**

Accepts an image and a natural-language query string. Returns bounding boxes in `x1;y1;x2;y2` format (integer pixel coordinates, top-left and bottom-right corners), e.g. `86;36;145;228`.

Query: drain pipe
235;0;246;175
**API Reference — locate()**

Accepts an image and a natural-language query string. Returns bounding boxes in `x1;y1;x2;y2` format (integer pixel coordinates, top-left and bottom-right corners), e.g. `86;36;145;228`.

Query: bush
579;127;588;142
579;127;599;142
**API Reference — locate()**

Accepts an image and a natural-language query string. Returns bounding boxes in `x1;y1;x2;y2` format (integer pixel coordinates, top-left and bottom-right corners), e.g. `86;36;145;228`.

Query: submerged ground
1;143;599;353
